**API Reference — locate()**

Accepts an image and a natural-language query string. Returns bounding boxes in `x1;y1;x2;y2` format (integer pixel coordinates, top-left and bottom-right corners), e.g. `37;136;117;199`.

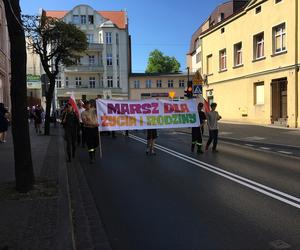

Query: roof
44;10;127;29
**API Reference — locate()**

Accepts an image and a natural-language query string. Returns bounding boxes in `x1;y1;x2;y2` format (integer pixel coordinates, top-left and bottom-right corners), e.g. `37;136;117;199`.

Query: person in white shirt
205;102;222;152
78;101;86;147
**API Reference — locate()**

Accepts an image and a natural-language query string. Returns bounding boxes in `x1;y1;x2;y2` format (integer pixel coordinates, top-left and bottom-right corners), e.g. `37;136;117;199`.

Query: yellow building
190;0;299;128
129;73;193;100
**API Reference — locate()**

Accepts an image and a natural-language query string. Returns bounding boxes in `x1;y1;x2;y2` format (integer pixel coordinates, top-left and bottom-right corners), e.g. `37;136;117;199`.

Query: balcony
87;43;103;51
64;64;104;73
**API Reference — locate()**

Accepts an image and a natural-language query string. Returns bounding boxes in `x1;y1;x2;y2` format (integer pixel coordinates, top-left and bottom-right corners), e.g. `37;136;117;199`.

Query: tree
145;49;180;73
23;14;88;135
3;0;35;192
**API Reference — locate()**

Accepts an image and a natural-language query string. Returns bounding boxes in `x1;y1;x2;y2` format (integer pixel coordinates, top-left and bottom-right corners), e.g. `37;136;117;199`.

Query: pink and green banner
96;99;200;131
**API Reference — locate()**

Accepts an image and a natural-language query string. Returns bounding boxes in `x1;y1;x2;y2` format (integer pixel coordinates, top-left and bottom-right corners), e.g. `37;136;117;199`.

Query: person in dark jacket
0;103;9;143
33;105;43;134
61;103;79;162
191;102;207;154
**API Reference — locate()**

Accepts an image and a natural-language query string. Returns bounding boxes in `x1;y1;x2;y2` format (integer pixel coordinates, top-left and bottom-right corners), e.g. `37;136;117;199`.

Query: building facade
129;73;193;100
45;5;131;106
0;0;10;108
188;0;299;128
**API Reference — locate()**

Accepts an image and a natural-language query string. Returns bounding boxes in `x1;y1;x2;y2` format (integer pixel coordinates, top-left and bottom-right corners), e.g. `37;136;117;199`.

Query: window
116;33;119;45
254;82;264;105
73;15;80;24
88;15;94;24
221;27;225;33
65;77;69;87
107;76;113;88
275;0;282;3
273;23;286;54
117;76;120;88
218;12;225;22
116;54;119;66
134;80;140;89
89;56;95;65
179;80;185;88
234;42;243;66
75;77;82;87
195;39;201;49
146;80;152;89
196;52;201;63
219;49;227;71
168;80;174;88
86;34;94;43
89;77;96;88
254;32;264;59
156;80;162;88
105;32;112;44
107;53;113;66
255;6;261;14
80;15;86;24
55;76;61;88
207;55;213;75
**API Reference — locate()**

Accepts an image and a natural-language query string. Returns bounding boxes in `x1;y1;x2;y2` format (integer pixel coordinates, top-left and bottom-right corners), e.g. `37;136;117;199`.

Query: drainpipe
295;0;299;128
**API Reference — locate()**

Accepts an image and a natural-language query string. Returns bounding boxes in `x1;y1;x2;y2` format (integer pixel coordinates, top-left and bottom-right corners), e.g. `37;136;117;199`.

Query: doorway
271;78;287;126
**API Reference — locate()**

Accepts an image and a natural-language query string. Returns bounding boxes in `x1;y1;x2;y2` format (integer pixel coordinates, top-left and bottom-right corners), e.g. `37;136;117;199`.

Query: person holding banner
146;129;157;155
191;102;207;154
81;100;99;164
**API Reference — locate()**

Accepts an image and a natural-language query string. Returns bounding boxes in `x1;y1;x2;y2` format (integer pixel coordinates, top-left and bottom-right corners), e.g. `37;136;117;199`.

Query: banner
96;99;200;131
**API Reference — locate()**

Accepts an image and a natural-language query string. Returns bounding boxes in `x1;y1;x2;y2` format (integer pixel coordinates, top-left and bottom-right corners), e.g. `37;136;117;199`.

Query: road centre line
129;134;300;209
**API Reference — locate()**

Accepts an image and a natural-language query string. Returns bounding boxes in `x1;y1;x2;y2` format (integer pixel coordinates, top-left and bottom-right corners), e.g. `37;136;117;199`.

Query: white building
44;5;131;106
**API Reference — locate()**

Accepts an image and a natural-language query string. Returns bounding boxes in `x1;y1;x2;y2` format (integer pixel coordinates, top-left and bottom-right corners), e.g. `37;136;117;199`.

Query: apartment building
129;73;193;100
44;5;131;106
188;0;299;128
0;0;10;107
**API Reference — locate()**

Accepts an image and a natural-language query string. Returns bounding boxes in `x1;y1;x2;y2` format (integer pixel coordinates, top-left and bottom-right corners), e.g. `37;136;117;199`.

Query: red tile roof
44;10;127;29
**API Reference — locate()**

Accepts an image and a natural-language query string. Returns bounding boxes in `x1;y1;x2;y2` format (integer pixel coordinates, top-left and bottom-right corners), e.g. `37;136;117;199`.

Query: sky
20;0;224;73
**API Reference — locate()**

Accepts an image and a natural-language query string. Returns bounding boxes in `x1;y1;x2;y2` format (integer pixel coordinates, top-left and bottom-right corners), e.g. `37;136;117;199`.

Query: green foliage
145;49;180;73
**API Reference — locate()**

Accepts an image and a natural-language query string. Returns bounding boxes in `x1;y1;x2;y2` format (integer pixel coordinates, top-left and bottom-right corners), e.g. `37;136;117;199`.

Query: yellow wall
198;0;299;127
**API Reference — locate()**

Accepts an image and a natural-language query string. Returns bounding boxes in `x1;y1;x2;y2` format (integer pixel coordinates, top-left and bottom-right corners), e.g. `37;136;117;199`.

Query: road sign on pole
192;70;203;85
193;85;202;95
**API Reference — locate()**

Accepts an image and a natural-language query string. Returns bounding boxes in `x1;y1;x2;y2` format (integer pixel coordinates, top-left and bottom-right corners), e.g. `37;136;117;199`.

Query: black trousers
206;129;218;150
85;127;99;151
65;130;76;158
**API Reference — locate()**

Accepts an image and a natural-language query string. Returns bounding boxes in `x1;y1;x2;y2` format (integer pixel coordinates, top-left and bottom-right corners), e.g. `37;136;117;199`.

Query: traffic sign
193;85;202;95
192;70;203;85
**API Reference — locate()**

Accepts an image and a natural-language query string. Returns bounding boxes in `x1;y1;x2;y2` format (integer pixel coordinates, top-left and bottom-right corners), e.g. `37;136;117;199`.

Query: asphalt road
78;130;300;250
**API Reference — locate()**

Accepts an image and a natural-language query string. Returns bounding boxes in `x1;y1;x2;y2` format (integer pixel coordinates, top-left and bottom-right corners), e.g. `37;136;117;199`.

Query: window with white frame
146;80;152;89
107;53;113;66
219;49;227;71
116;33;119;45
117;76;120;88
107;76;113;88
105;32;112;44
88;56;95;65
207;55;213;75
73;15;80;24
65;77;69;87
88;15;94;24
89;77;96;88
168;80;174;88
134;80;140;89
86;34;94;43
273;23;286;54
254;82;264;105
196;52;201;63
80;15;86;24
156;80;162;88
234;42;243;66
116;54;119;66
179;79;185;88
75;77;82;87
254;32;264;59
55;76;62;88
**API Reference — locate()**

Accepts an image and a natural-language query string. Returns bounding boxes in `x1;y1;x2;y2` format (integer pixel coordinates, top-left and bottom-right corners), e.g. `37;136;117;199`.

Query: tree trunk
3;0;35;192
44;77;55;135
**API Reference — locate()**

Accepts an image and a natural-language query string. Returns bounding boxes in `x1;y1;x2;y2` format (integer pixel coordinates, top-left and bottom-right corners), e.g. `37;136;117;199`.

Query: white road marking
259;147;271;150
245;144;255;147
243;136;266;141
278;151;293;155
130;134;300;209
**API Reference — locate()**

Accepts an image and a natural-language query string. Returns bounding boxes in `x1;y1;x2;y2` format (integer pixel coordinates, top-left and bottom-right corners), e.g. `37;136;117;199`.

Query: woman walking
146;129;157;155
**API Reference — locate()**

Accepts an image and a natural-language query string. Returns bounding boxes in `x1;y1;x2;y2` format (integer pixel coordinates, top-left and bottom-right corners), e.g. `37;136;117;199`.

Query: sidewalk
0;124;111;250
175;122;300;148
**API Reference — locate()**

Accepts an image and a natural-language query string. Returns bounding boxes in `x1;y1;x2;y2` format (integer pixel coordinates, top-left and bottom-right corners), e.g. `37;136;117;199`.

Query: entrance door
271;78;288;125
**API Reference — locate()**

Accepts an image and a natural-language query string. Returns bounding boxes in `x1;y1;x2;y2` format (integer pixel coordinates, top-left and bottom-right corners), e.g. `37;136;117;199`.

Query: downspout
295;0;299;128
